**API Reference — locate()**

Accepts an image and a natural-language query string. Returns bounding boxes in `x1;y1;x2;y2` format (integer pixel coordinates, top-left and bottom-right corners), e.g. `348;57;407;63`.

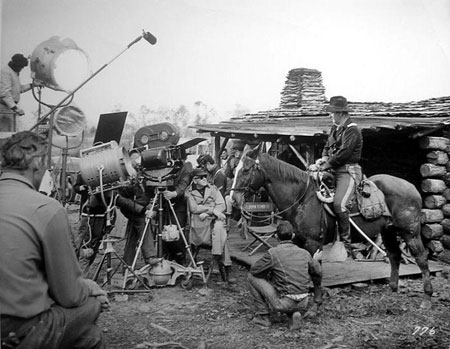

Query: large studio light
30;36;89;92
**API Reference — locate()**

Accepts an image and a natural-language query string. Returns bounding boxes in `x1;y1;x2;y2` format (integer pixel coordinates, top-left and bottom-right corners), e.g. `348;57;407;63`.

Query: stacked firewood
420;136;450;263
279;68;326;113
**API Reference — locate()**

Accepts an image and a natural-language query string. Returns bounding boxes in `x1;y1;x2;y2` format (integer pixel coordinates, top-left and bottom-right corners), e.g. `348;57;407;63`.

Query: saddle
313;171;390;220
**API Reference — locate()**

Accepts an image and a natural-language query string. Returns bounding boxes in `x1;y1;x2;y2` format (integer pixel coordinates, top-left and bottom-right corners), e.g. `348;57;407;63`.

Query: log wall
420;136;450;263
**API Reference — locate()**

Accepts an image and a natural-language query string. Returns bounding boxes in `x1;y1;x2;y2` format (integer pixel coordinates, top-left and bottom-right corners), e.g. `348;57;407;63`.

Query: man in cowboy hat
316;96;363;259
0;54;33;132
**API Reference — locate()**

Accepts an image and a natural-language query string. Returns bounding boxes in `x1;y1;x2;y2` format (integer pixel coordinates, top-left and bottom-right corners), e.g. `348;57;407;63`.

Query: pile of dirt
67;206;450;349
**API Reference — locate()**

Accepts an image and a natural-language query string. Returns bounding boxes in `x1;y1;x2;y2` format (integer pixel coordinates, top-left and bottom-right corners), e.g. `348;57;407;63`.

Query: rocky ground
68;205;450;349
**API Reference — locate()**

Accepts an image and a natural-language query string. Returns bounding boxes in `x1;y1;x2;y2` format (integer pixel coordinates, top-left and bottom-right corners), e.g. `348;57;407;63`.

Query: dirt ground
68;206;450;349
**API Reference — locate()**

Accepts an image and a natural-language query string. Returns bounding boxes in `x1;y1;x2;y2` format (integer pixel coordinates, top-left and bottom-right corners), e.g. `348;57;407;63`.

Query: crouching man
248;221;322;330
0;131;109;349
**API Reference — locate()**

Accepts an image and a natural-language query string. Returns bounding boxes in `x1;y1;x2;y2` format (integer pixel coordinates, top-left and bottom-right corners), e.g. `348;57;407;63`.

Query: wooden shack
191;67;450;264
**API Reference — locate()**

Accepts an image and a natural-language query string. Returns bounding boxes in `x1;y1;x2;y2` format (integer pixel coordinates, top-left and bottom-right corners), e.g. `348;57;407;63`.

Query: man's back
251;241;313;295
0;173;88;318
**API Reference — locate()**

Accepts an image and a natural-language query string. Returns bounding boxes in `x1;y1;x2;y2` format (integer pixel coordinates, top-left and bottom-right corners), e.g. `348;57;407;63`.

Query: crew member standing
153;157;193;265
316;96;363;259
0;54;32;132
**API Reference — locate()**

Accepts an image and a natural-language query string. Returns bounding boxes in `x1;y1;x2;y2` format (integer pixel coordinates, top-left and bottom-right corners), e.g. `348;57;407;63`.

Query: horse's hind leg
402;233;433;309
381;226;402;292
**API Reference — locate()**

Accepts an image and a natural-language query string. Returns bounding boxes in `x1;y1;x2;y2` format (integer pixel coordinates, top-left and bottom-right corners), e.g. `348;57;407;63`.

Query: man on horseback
317;96;363;259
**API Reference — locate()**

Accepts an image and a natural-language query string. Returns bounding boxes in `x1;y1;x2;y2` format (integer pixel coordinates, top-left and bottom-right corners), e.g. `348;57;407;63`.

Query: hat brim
327;105;349;112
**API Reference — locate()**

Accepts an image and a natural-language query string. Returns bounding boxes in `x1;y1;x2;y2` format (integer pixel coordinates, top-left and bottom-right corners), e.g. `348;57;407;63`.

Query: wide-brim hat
192;168;208;177
327;96;349;112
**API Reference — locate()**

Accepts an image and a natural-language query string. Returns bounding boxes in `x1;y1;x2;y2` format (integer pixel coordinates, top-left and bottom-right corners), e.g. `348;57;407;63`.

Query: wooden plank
227;227;442;287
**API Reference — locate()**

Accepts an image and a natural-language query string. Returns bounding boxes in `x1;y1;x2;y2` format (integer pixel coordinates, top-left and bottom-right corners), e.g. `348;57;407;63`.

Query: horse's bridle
232;155;312;217
230;156;262;196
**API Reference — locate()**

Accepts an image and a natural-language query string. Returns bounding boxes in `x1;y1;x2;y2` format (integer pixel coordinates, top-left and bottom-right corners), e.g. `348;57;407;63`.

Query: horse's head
231;144;265;209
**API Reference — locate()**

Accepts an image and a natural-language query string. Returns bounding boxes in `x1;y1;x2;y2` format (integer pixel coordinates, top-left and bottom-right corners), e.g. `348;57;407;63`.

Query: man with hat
0;54;33;132
185;167;234;285
197;154;227;199
316;96;363;259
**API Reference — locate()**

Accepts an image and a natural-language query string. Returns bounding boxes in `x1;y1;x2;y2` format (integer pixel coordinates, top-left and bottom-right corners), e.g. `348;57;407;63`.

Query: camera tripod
124;186;208;289
91;207;152;291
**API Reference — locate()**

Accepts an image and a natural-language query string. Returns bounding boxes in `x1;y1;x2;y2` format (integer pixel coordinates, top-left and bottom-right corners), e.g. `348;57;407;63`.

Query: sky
1;0;450;128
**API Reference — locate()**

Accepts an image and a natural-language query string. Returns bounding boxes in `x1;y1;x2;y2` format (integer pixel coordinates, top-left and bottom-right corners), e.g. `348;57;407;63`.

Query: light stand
28;30;157;133
28;30;157;203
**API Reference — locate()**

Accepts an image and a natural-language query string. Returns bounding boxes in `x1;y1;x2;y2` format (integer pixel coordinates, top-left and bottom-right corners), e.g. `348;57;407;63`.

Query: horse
231;145;433;310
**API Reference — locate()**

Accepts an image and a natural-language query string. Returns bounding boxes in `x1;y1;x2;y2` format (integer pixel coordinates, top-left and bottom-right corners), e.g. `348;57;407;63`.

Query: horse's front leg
402;234;433;309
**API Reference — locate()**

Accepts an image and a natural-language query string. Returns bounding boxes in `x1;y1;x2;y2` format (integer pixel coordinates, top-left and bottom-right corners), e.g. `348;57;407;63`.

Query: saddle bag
356;179;387;221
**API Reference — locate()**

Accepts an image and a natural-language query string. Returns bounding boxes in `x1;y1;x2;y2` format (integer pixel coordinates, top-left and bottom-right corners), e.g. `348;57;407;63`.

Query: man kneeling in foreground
0;131;109;349
248;220;322;329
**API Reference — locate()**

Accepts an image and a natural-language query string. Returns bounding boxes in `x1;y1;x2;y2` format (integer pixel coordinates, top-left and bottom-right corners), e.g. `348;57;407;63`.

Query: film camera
79;122;208;289
79;122;205;192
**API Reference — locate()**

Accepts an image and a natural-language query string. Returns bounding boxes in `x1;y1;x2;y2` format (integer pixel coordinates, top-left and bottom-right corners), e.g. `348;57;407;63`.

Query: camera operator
146;156;193;265
115;177;159;268
0;131;108;348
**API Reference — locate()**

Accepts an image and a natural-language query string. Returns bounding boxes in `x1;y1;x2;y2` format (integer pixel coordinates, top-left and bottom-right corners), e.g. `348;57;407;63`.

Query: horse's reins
233;155;311;219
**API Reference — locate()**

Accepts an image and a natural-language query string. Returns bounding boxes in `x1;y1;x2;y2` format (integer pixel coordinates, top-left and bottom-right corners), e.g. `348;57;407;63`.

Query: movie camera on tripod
78;122;208;289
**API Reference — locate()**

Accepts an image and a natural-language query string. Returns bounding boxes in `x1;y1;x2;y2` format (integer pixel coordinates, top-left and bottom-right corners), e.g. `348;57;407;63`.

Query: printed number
413;326;435;336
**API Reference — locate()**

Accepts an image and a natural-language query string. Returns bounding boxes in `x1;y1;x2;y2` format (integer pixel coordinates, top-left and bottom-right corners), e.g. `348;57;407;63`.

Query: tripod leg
92;252;109;281
113;251;152;290
167;199;197;267
123;219;152;289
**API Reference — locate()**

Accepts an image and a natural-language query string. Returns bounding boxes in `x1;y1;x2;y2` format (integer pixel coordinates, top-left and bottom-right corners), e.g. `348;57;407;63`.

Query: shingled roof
191;68;450;140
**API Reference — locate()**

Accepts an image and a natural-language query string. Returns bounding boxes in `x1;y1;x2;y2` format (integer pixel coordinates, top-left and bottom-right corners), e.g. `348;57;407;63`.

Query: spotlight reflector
30;36;89;92
79;141;136;191
54;105;86;137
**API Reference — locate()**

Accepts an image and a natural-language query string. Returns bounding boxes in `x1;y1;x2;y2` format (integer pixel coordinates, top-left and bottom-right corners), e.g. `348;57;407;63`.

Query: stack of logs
420;136;450;264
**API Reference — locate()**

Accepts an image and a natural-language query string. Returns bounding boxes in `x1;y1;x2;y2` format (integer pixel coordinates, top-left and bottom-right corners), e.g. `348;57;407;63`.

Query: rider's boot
336;211;354;259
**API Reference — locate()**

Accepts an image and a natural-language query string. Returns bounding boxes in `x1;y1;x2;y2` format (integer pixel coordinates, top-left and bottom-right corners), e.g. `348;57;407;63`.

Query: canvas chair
241;201;280;256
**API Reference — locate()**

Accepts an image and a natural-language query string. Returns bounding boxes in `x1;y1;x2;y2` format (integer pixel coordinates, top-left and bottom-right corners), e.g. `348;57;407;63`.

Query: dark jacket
322;117;363;168
250;241;322;295
207;165;227;199
116;181;149;220
169;161;193;212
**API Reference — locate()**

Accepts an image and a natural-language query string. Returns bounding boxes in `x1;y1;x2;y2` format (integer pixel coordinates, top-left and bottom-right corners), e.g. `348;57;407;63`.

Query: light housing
30;36;89;92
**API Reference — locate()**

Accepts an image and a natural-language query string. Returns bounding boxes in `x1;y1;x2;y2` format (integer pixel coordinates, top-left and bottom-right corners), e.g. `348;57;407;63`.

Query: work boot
213;255;227;283
336;212;354;259
218;262;227;283
288;312;302;330
225;266;237;284
252;314;271;327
